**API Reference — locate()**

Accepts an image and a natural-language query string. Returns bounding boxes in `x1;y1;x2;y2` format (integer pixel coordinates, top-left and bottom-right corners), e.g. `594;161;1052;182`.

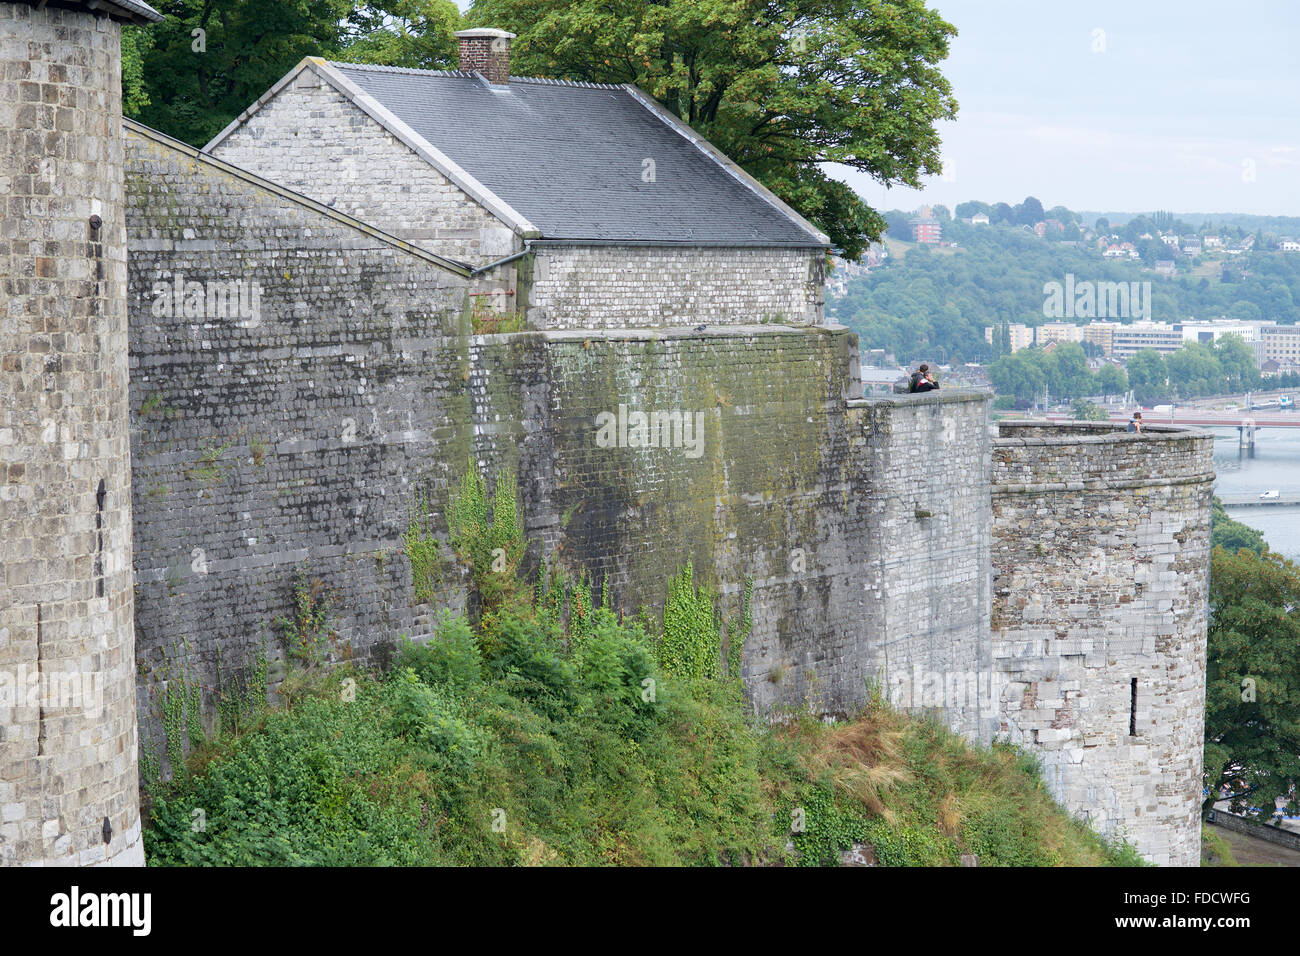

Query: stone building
0;0;162;867
1;7;1212;868
202;31;830;330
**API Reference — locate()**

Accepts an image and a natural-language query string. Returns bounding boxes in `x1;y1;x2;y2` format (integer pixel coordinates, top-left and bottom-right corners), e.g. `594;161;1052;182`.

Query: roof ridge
325;60;624;89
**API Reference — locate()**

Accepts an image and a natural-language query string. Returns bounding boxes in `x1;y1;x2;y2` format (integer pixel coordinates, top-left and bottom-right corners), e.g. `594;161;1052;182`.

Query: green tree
1212;334;1260;393
1015;195;1045;226
1096;363;1127;397
121;25;153;114
1070;398;1107;421
1126;349;1168;404
340;0;462;69
1047;342;1095;399
468;0;959;258
988;350;1045;403
1204;546;1300;819
1211;497;1266;554
1165;341;1225;399
130;0;359;145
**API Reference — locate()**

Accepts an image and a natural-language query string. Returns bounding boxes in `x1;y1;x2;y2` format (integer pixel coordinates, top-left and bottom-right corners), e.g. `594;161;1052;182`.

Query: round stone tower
0;0;160;866
990;421;1214;866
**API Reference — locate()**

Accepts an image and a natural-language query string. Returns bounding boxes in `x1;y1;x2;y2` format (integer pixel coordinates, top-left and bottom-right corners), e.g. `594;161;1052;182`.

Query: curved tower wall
0;2;143;865
991;422;1213;866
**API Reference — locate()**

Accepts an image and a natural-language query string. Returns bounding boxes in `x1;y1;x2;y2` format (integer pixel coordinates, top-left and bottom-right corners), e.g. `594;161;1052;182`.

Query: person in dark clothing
1126;411;1143;433
909;363;939;393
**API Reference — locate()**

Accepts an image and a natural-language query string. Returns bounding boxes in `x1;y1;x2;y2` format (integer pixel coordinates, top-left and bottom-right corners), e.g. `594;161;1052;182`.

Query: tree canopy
1204;543;1300;820
461;0;957;259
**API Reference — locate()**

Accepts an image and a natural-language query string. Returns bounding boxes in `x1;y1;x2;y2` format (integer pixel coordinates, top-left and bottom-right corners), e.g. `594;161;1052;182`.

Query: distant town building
909;214;942;244
1182;238;1202;256
1203;235;1224;248
1259;324;1300;365
1280;240;1300;252
1111;322;1184;359
1155;259;1176;276
1036;322;1084;347
971;213;989;225
984;323;1035;353
1082;321;1120;355
1160;234;1180;247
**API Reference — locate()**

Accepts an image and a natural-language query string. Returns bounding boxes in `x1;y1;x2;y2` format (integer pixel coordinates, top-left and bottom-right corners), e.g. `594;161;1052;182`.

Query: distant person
1127;411;1143;433
909;363;939;393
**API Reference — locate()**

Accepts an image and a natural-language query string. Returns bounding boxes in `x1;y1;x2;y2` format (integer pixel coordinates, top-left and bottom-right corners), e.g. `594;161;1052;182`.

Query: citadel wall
0;2;143;866
124;124;992;745
990;421;1213;866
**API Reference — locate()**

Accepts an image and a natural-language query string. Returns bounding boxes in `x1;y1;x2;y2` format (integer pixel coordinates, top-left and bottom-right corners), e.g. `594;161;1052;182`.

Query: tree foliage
464;0;959;258
1204;545;1300;820
126;0;464;145
1210;497;1266;555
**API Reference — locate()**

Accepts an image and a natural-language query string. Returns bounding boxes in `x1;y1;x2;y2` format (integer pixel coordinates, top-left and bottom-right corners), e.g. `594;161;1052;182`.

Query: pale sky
459;0;1299;216
836;0;1300;216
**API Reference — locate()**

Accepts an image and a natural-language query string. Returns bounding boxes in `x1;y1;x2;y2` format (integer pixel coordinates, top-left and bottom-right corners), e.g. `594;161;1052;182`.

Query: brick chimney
456;28;515;85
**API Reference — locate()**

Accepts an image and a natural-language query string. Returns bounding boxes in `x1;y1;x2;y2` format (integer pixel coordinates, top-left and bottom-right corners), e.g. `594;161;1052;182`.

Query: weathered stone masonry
991;422;1213;867
0;1;145;867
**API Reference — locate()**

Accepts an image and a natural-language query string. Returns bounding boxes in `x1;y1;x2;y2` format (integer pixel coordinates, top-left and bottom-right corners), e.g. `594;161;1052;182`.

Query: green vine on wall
404;488;445;604
660;564;754;682
447;457;526;619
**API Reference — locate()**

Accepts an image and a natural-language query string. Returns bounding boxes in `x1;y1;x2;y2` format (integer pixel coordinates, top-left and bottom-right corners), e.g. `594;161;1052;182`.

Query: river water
1213;427;1300;560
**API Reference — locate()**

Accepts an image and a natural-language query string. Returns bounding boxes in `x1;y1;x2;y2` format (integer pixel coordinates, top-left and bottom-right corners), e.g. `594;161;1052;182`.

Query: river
1213;427;1300;560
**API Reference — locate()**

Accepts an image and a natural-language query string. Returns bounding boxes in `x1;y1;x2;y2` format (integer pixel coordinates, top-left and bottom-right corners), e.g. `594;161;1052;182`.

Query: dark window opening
1129;678;1138;736
95;478;106;597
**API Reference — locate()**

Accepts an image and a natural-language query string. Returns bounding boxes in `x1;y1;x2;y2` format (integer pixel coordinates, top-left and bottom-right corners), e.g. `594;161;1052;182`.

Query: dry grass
796;708;911;823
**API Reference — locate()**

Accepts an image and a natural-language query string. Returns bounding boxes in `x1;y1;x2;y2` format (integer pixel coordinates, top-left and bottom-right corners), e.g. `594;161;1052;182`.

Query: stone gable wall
206;65;827;330
208;66;517;268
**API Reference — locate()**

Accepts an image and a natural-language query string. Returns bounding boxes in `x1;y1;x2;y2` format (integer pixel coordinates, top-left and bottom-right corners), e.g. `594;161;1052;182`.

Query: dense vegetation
123;0;958;260
141;466;1139;866
1205;503;1300;822
836;209;1300;366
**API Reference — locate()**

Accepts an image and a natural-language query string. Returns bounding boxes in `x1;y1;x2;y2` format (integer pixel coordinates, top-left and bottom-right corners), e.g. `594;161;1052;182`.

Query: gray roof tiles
327;61;825;246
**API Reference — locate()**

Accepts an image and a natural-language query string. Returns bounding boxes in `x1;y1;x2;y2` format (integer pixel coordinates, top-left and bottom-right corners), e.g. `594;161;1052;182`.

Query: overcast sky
835;0;1299;216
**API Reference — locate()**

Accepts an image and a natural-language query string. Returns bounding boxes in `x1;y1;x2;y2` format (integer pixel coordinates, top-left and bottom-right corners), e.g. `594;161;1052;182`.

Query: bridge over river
1044;411;1300;450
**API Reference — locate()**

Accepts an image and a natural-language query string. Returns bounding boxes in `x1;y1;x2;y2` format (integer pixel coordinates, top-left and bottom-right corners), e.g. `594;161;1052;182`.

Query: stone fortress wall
123;122;992;730
991;422;1214;866
0;2;144;866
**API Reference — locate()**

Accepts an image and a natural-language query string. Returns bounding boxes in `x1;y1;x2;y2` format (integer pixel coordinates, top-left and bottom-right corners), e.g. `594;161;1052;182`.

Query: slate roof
325;62;827;247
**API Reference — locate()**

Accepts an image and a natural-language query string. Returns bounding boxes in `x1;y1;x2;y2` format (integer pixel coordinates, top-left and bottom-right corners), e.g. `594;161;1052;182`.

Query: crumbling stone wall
991;421;1213;866
0;2;143;867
